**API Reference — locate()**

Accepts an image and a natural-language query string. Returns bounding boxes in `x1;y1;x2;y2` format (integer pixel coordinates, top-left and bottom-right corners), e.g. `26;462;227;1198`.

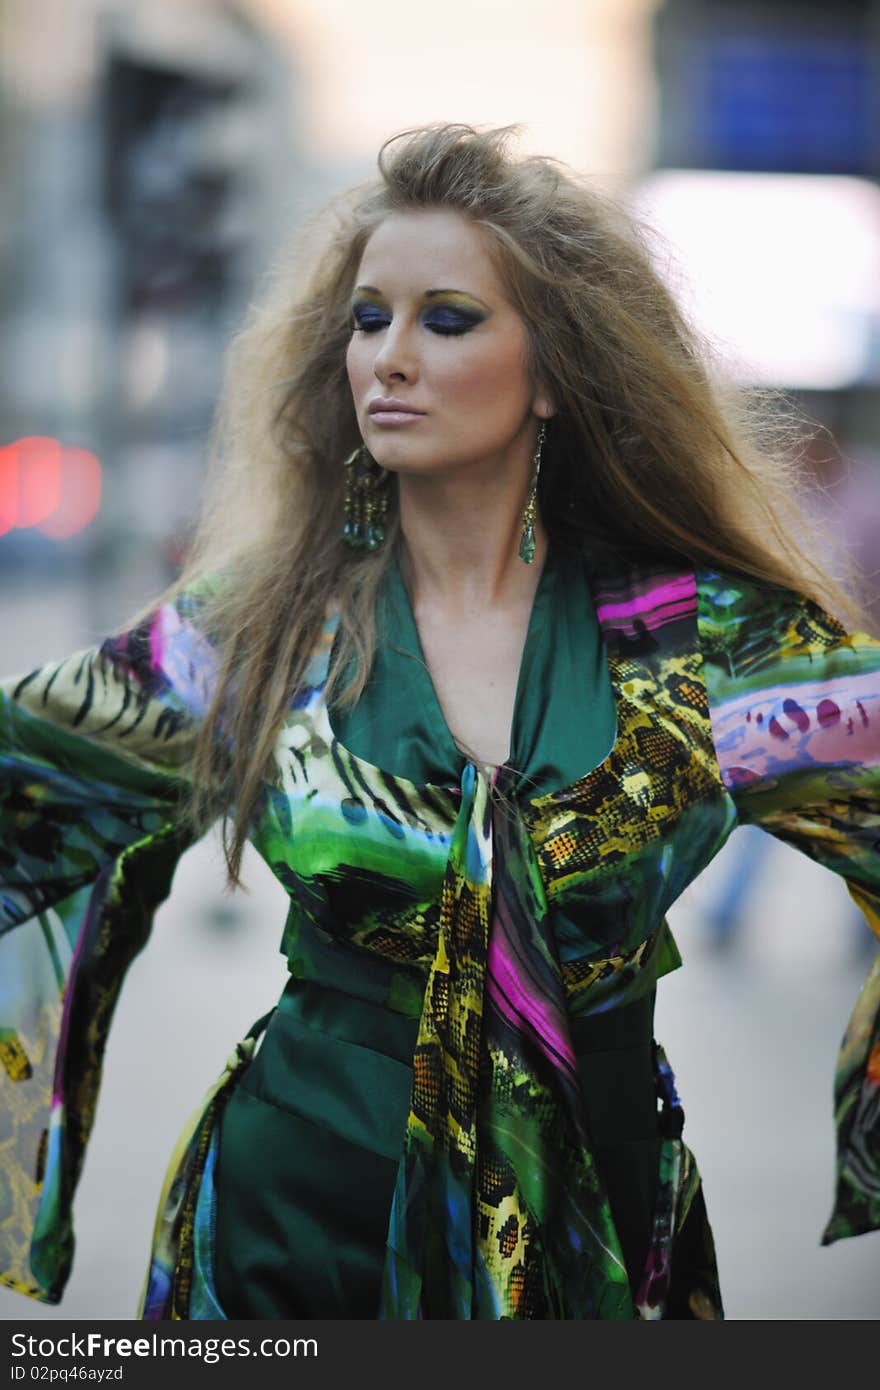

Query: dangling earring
342;443;389;551
518;421;546;565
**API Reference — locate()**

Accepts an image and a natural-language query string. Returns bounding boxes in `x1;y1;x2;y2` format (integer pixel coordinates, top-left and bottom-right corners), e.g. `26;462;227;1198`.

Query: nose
371;321;418;387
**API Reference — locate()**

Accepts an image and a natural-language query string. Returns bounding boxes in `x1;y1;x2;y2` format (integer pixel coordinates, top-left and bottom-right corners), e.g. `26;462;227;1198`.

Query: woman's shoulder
582;544;858;677
580;543;702;647
586;545;802;617
0;573;225;781
93;569;226;722
689;562;880;730
693;563;853;675
139;564;343;710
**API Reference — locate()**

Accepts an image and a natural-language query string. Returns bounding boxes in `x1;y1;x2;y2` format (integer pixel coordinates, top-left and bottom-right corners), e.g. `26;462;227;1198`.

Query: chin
368;442;437;474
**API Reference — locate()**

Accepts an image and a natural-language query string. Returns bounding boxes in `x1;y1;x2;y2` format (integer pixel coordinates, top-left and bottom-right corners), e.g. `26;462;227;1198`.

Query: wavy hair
152;122;868;887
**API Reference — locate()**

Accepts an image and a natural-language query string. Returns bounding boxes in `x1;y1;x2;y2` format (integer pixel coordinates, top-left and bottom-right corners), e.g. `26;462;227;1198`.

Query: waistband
262;975;658;1148
273;974;654;1057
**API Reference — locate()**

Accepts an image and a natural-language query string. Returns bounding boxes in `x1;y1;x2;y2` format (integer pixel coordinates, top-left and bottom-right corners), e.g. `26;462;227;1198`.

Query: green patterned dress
2;542;879;1319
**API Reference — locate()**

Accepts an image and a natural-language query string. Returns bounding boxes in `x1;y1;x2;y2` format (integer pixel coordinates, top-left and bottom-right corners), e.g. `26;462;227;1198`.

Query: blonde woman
2;125;879;1321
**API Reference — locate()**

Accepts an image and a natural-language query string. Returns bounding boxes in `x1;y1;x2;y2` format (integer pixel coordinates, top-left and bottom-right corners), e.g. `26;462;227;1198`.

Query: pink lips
368;397;426;424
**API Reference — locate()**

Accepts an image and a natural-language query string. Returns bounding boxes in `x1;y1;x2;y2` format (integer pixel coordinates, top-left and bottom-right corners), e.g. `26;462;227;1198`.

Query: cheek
345;338;368;396
443;338;530;415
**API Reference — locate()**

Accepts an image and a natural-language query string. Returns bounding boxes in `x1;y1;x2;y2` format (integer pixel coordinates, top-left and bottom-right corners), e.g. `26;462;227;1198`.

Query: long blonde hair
153;122;868;887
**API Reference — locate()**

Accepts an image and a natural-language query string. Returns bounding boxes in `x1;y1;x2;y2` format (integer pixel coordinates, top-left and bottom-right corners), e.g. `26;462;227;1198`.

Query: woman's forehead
356;210;502;294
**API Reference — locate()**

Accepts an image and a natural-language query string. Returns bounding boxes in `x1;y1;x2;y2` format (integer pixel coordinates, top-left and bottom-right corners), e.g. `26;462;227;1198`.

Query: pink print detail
724;766;762;789
595;574;697;631
149;604;218;715
708;669;880;782
487;913;576;1073
817;699;841;728
782;698;810;733
148;610;167;674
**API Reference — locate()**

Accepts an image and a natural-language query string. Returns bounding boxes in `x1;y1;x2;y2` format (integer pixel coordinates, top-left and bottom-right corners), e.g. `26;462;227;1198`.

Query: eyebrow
424;289;490;307
352;285;491;309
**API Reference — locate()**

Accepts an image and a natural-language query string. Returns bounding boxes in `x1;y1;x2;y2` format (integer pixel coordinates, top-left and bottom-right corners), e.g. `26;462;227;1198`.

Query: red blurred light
0;437;102;540
38;448;102;539
0;444;16;537
18;436;62;526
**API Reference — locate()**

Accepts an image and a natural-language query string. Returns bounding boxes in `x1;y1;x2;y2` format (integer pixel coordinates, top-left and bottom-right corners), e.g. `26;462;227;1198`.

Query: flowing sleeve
0;583;219;1304
697;568;880;1245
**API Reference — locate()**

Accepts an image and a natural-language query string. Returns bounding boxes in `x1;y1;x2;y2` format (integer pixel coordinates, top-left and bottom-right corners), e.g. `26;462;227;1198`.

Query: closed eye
350;305;485;336
352;306;390;333
423;310;482;336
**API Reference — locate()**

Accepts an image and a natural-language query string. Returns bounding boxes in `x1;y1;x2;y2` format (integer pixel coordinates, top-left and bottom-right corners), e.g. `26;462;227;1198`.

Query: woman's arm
0;587;216;1304
697;569;880;1245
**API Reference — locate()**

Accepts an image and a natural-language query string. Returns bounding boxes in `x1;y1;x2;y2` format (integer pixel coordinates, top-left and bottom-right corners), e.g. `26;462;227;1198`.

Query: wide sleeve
697;568;880;1246
0;584;219;1304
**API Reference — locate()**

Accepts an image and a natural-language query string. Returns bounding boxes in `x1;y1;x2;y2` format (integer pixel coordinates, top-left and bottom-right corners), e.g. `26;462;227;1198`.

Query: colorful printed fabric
0;602;204;1304
699;575;880;1243
1;557;879;1318
379;759;635;1319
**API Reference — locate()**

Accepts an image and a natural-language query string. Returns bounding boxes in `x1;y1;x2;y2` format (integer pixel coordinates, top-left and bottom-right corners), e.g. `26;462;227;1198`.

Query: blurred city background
1;0;879;1320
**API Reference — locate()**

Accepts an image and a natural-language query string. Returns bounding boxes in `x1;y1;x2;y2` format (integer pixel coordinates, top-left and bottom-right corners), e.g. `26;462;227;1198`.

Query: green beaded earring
342;444;389;552
518;421;546;565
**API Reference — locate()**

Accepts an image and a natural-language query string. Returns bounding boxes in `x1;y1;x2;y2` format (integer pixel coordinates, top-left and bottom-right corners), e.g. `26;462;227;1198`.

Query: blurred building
0;1;301;623
643;0;880;964
641;0;880;622
2;0;879;619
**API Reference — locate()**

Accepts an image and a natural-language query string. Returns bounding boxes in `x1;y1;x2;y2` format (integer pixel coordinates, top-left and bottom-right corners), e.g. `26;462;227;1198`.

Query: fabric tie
379;761;633;1319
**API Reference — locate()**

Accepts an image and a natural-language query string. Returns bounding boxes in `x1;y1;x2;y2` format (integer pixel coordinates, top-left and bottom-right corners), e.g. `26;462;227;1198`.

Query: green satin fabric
214;978;659;1318
213;541;656;1319
329;539;617;793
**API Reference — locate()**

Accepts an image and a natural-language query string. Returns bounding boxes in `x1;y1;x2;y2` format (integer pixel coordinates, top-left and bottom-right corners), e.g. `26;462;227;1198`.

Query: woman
1;124;879;1321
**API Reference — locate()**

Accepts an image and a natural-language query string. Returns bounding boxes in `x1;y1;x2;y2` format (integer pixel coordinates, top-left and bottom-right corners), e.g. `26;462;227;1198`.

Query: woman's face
345;209;552;479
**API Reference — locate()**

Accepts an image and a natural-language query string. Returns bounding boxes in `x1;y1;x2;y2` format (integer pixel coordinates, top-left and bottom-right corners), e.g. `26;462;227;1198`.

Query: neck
396;452;547;614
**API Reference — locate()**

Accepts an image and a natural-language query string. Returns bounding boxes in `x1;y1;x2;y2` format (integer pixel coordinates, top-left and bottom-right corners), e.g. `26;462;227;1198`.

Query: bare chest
414;605;533;769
